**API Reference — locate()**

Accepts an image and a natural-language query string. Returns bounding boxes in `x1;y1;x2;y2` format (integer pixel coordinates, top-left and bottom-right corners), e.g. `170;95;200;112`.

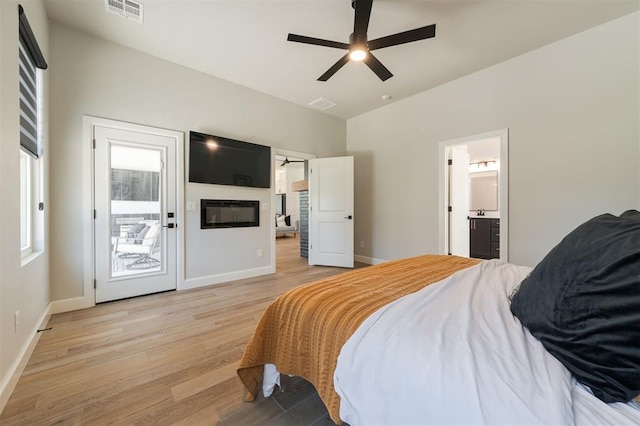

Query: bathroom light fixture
470;161;496;167
469;160;498;172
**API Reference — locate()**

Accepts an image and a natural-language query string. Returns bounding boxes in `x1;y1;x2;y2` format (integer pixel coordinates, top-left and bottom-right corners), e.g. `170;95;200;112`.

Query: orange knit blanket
237;254;480;423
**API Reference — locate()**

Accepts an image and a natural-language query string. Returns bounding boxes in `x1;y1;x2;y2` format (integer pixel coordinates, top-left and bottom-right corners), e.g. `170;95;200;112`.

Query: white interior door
308;156;354;268
449;147;470;257
94;126;177;303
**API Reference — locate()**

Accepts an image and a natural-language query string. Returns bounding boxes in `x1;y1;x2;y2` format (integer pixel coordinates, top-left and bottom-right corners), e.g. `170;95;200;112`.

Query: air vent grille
105;0;144;23
308;97;336;111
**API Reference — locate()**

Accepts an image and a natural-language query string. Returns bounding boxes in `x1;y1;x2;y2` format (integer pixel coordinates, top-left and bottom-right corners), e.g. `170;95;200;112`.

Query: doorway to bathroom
439;129;509;261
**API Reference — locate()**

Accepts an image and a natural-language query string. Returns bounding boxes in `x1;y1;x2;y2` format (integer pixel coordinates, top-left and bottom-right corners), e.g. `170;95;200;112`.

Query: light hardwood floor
1;237;365;425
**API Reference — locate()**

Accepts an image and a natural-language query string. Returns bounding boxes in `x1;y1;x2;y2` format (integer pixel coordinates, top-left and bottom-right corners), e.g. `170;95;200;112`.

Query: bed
237;210;640;425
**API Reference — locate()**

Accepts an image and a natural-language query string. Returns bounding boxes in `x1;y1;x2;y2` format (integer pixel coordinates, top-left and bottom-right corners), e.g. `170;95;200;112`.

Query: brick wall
299;191;309;258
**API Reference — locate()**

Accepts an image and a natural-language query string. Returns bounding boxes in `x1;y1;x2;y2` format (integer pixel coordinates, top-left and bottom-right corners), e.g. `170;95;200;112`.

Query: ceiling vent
105;0;144;23
308;97;336;111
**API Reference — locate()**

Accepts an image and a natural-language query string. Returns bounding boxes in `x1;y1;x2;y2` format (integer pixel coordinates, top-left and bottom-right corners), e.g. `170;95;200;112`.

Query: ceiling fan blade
318;53;350;81
281;156;304;166
287;33;350;50
368;24;436;51
363;51;393;81
353;0;373;41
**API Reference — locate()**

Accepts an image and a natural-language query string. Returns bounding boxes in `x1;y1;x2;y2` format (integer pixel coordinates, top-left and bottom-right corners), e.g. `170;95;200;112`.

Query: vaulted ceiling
44;0;639;119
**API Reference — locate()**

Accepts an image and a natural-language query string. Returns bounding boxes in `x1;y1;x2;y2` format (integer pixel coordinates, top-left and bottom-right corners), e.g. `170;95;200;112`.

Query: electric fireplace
200;199;260;229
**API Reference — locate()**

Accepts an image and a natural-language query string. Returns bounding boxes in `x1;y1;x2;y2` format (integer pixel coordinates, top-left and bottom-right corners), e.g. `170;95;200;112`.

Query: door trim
82;116;184;308
438;128;509;261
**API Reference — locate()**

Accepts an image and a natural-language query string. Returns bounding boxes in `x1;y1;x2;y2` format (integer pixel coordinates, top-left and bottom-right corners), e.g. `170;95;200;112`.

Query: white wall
0;0;50;409
348;12;639;267
48;22;346;300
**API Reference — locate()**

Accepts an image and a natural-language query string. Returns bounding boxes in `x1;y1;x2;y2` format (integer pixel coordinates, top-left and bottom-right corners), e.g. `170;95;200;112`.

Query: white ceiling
43;0;639;119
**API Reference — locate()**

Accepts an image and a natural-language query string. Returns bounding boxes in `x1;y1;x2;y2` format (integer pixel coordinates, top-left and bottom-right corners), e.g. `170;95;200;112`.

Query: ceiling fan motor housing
350;32;367;47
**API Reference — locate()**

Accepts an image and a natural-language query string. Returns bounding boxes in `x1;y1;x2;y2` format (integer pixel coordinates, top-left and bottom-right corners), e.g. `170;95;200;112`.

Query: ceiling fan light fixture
349;46;367;61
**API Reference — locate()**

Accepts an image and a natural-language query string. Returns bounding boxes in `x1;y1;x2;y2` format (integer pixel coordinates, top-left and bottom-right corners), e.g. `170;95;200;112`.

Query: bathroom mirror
470;171;498;211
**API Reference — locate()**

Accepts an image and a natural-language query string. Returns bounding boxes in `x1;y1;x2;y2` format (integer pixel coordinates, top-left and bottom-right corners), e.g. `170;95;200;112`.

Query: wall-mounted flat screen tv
188;131;271;188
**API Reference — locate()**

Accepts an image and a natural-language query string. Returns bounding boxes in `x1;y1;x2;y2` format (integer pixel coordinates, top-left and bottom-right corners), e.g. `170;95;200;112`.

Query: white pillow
276;216;286;227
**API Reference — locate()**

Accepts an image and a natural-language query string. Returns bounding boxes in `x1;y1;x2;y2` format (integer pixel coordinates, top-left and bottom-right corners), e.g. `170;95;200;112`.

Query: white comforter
334;260;640;425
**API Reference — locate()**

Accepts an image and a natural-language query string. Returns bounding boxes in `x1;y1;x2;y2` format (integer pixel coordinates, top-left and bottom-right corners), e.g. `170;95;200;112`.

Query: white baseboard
180;265;275;290
355;255;387;265
49;296;93;314
0;303;52;414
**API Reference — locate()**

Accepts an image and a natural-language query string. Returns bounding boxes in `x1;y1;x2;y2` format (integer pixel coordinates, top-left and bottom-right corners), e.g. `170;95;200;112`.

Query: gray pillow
127;223;146;238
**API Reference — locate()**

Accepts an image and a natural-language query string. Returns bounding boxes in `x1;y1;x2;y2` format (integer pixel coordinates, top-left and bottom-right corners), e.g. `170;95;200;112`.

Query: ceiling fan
281;157;305;167
287;0;436;82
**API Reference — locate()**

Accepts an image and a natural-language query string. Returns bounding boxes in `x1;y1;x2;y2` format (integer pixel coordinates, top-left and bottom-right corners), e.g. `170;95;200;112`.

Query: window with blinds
18;4;47;158
18;40;38;157
18;4;47;257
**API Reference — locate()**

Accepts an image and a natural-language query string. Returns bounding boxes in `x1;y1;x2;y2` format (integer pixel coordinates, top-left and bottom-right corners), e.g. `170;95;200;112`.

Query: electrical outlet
257;249;263;257
14;311;20;333
359;241;365;248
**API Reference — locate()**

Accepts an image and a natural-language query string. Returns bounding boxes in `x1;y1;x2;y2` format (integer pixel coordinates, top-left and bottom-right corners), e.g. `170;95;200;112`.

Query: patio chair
113;221;161;270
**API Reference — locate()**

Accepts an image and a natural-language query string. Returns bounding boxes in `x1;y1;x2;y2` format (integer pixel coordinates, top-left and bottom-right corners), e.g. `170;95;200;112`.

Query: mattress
334;260;640;425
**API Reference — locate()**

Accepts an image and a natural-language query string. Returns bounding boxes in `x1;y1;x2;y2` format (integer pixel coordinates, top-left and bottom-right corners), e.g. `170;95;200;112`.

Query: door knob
344;215;353;219
163;223;176;228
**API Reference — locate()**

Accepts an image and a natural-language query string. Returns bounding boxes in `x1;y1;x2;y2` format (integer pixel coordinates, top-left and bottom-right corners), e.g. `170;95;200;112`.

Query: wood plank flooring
1;237;365;425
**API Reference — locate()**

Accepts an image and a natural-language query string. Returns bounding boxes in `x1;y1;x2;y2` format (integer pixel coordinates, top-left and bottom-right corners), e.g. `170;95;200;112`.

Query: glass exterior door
94;126;176;303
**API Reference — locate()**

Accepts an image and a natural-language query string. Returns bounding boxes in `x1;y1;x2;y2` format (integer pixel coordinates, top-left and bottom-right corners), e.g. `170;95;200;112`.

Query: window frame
20;149;32;257
18;4;47;261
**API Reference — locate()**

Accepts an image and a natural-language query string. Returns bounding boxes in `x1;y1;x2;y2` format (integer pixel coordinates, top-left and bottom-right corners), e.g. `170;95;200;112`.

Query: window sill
21;250;43;267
